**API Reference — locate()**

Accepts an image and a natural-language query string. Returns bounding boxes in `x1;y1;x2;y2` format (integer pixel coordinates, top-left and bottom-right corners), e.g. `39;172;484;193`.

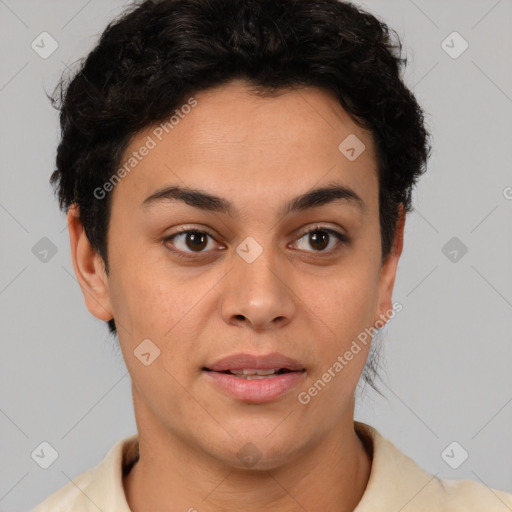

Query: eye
163;228;220;258
163;225;348;260
292;226;348;254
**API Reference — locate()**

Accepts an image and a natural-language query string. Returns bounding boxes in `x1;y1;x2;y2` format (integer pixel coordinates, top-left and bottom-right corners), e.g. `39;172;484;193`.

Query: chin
208;431;308;472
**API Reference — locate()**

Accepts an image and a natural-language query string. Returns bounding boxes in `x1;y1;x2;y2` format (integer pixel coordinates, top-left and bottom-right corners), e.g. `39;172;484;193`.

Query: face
69;78;403;469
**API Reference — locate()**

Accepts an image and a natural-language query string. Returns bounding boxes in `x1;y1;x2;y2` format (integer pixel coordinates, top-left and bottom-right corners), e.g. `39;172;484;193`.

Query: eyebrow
141;181;366;217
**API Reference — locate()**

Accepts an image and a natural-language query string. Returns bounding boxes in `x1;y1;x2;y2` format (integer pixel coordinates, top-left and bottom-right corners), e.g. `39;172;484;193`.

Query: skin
67;78;405;512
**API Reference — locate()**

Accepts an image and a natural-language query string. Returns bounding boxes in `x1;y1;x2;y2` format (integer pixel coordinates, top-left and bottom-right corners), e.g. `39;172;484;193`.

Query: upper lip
203;352;305;372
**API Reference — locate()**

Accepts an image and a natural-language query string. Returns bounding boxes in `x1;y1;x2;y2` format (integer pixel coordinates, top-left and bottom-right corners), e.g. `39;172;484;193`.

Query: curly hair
48;0;431;394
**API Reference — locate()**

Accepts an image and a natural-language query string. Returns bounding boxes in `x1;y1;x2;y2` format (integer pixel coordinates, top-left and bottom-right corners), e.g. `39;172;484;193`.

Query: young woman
32;0;512;510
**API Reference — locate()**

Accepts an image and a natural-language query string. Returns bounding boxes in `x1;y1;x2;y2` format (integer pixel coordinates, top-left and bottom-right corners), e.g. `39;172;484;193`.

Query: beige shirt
31;421;512;511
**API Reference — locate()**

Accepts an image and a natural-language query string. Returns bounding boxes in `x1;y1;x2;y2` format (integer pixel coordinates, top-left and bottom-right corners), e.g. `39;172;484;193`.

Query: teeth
240;375;275;380
230;368;280;376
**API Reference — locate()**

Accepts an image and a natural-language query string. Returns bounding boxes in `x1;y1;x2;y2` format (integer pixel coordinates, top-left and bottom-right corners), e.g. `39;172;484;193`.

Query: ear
373;203;406;328
67;204;113;322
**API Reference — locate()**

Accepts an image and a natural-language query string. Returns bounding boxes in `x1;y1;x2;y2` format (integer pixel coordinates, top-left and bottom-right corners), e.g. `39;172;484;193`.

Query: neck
123;395;372;512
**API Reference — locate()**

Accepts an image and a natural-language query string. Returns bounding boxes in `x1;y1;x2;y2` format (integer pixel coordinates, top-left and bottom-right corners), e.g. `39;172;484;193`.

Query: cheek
105;234;168;337
309;258;380;343
107;247;219;385
109;262;203;408
298;264;380;411
110;261;200;341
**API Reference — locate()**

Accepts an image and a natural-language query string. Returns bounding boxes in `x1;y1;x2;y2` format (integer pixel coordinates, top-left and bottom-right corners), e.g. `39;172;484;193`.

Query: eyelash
163;225;349;260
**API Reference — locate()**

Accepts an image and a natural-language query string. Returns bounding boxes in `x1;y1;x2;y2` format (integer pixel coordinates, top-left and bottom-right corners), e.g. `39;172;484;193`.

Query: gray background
1;0;511;510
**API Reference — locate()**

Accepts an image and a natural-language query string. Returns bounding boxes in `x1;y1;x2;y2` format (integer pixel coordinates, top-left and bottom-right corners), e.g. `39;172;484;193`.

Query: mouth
202;367;303;379
202;352;306;402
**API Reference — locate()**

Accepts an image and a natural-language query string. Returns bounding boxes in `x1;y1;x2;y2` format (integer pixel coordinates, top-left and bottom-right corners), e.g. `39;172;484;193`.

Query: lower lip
203;371;305;403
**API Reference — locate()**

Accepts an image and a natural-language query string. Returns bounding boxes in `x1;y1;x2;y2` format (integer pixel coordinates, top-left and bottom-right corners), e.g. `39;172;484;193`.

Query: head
50;0;430;466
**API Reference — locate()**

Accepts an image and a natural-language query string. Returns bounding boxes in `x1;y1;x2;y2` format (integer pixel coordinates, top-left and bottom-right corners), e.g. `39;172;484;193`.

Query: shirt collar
86;421;442;511
353;421;444;511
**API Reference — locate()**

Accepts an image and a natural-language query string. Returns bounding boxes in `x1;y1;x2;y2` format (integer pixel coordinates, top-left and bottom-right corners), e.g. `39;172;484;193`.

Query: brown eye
165;229;215;255
309;230;330;251
183;231;208;251
293;227;347;253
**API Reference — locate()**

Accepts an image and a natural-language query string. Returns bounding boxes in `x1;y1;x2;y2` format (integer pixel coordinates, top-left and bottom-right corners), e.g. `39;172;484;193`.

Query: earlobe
373;204;406;329
67;204;114;322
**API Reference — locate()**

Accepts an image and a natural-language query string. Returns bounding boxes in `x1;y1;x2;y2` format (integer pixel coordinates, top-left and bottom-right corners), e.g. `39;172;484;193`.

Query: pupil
310;230;329;251
187;232;207;251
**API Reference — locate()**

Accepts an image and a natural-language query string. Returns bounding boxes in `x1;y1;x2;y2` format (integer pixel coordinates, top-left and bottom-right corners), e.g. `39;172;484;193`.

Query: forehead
110;79;378;214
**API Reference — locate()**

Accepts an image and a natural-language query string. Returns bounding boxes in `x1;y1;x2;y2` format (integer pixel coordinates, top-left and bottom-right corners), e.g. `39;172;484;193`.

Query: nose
219;241;296;331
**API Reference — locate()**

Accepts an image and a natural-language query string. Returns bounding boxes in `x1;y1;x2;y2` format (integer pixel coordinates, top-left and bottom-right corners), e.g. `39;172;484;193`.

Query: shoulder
439;477;512;511
30;434;138;512
30;466;98;512
354;421;512;512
